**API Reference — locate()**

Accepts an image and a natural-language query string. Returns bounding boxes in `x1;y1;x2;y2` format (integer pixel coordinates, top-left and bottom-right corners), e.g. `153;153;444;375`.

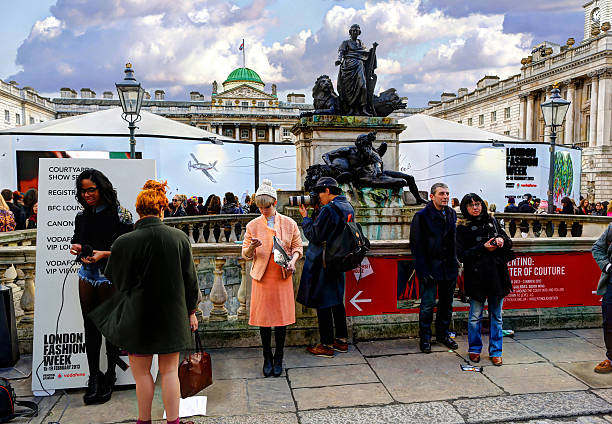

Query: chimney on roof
441;92;456;102
60;87;77;98
103;91;113;99
287;93;305;103
428;100;441;107
476;76;500;89
80;88;96;98
144;91;151;100
8;81;18;86
154;90;165;100
190;91;202;101
458;88;468;97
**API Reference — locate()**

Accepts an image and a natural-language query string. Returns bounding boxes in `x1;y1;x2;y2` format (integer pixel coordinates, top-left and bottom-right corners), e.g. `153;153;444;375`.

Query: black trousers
78;279;119;376
418;278;456;340
317;304;348;345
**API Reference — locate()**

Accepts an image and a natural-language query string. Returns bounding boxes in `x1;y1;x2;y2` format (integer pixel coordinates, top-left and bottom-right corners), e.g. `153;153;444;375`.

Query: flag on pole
239;41;244;51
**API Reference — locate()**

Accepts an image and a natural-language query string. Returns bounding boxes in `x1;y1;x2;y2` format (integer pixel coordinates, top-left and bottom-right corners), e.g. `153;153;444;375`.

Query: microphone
75;244;94;263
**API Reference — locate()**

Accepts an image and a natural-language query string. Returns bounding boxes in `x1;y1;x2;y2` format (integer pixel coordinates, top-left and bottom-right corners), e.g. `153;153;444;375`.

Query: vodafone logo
57;374;62;378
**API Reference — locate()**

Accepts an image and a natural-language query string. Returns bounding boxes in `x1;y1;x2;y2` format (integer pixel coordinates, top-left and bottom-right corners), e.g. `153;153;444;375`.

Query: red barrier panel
344;252;602;317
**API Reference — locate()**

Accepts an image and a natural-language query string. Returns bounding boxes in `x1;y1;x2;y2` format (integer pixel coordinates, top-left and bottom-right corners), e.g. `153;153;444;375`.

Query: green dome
224;67;263;84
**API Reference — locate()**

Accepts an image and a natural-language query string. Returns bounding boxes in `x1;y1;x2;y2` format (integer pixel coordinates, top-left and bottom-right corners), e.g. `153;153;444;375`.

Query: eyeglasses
466;202;482;209
80;187;98;194
172;199;180;202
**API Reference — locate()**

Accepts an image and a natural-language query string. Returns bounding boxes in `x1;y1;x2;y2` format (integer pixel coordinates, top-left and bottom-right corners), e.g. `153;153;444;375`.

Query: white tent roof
0;107;234;144
399;114;520;142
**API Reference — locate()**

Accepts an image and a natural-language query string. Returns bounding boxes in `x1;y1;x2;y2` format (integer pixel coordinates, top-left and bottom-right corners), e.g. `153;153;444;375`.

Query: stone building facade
0;80;55;130
425;0;612;202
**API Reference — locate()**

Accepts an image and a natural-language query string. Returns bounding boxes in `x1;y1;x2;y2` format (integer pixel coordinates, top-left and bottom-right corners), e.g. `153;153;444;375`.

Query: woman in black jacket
69;169;133;405
456;193;514;366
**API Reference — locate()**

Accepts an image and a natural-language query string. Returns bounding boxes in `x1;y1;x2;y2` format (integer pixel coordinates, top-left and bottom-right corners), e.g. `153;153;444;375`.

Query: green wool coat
90;216;200;354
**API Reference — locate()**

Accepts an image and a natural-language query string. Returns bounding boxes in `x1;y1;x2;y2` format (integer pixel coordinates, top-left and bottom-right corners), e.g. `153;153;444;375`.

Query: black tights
259;326;287;358
78;279;119;376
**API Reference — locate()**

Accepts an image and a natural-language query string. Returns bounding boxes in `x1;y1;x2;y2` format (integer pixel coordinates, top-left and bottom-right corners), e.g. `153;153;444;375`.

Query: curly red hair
136;180;169;217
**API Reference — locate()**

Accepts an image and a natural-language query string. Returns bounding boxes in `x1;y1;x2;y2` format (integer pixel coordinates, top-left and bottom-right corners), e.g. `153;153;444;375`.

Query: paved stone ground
8;329;612;423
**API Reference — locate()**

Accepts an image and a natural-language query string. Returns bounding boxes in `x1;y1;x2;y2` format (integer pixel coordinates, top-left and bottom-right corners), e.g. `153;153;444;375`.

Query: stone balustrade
0;229;37;247
492;213;612;238
162;214;260;243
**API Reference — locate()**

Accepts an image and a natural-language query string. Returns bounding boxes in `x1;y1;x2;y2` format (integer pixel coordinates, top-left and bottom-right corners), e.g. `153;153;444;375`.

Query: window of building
257;129;266;139
223;128;234;138
30;117;35;125
478;114;484;126
504;107;511;120
15;113;20;125
504;130;510;136
458;120;462;125
241;101;249;111
282;127;291;138
467;117;473;126
224;101;233;110
257;101;265;108
240;128;250;139
491;111;496;122
586;115;591;142
4;110;9;123
587;84;592;100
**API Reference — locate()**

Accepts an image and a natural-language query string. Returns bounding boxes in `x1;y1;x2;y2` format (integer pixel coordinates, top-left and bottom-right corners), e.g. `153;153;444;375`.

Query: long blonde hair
0;196;9;212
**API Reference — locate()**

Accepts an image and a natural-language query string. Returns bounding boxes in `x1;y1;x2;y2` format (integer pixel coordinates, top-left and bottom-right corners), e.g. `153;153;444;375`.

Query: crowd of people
0;188;38;232
498;193;612;216
164;191;258;218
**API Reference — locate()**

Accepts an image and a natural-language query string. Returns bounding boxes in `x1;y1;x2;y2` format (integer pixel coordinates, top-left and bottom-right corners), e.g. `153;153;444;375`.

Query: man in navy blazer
410;182;459;353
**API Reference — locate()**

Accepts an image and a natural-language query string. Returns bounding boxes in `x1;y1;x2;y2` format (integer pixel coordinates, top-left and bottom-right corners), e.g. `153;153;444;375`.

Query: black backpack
0;378;37;423
322;202;370;273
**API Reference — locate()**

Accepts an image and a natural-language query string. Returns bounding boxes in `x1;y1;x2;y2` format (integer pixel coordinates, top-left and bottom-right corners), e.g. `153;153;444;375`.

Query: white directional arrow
350;290;372;312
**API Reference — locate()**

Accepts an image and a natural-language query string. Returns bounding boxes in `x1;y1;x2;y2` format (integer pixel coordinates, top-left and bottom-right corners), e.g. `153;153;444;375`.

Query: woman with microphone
69;169;133;405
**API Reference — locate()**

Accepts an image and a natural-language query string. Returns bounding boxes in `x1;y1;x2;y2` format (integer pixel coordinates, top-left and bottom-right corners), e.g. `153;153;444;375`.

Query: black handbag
0;378;37;423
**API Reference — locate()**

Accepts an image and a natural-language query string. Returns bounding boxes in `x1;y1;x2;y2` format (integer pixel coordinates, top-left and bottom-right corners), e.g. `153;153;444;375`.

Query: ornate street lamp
541;83;570;213
115;63;145;159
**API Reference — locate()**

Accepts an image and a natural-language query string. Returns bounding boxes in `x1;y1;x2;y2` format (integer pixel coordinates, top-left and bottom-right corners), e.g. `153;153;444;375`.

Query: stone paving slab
456;338;543;366
186;413;299;424
208;347;263;360
514;330;578;340
594;388;612;404
283;345;366;369
292;382;392;410
453;391;612;423
367;352;502;402
588;338;607;349
508;417;612;424
356;338;449;356
245;378;295;413
557;362;612;389
519;337;606;363
196;379;248;416
213;356;265;380
287;363;379;388
570;329;605;339
482;363;588;394
299;402;464;424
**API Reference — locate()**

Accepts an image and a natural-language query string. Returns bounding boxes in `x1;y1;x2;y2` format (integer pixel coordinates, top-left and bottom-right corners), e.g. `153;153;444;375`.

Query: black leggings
259;326;287;358
78;279;119;376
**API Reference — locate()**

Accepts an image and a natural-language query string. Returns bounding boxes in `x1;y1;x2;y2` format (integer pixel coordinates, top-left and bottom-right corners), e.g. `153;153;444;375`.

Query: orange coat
242;213;303;327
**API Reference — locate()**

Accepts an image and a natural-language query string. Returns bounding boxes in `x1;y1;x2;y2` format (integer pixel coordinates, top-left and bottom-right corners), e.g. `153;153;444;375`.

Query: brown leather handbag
178;332;213;398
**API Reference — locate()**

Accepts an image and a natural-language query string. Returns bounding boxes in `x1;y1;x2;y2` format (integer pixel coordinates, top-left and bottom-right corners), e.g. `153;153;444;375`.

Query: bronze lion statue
373;88;406;117
300;75;340;118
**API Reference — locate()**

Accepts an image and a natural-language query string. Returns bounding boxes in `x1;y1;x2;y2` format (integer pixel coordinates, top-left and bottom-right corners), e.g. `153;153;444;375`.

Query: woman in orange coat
242;180;303;377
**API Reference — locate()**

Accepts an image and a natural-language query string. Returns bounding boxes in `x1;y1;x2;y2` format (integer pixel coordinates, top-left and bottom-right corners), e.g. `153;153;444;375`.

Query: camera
490;238;498;247
76;244;94;263
289;192;319;207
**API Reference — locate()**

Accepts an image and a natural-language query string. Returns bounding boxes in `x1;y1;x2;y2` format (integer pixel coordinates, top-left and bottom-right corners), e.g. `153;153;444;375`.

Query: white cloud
29;16;65;40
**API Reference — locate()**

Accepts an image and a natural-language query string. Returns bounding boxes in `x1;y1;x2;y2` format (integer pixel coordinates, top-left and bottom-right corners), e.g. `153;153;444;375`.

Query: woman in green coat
90;180;199;424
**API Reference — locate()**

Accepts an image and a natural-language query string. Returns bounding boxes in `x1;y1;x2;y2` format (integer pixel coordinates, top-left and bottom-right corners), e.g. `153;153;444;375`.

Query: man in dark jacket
518;194;535;213
503;197;519;213
1;189;26;230
297;177;354;358
410;182;459;353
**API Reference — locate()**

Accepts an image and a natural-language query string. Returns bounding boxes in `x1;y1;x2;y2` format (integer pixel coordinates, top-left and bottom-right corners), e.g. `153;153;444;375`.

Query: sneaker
306;344;334;358
595;359;612;374
332;339;348;353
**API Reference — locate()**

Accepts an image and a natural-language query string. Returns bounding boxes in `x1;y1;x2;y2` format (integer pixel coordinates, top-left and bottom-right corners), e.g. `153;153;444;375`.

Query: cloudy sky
1;0;584;107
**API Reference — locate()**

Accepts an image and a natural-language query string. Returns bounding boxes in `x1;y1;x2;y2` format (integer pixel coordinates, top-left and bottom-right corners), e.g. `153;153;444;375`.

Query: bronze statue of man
335;24;378;116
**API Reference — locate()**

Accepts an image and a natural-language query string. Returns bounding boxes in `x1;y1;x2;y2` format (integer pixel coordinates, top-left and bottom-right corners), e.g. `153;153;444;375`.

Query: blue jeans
468;297;503;357
602;282;612;360
419;278;456;340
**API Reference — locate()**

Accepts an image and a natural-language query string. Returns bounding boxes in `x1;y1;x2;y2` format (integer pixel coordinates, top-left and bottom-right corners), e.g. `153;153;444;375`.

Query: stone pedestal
291;115;406;190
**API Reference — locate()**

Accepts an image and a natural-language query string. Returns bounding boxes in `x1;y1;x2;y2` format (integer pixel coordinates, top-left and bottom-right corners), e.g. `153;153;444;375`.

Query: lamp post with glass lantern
115;63;145;159
540;83;571;213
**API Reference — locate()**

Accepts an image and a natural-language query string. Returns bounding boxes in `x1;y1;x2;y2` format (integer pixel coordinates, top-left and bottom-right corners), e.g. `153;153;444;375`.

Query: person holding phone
69;169;134;404
242;179;302;377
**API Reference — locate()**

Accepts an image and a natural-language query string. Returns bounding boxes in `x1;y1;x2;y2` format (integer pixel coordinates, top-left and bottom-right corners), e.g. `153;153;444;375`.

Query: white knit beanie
255;179;277;199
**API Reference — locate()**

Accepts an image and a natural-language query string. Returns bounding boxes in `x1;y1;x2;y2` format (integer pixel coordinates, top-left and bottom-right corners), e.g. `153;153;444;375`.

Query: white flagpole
242;38;245;68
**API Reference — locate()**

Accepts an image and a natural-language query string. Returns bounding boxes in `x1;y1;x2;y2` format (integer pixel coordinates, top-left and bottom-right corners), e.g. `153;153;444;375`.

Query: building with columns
53;67;311;144
424;0;612;202
0;79;55;130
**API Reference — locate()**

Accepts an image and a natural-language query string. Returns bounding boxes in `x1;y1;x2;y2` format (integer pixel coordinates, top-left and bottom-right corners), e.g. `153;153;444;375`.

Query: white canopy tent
398;113;519;142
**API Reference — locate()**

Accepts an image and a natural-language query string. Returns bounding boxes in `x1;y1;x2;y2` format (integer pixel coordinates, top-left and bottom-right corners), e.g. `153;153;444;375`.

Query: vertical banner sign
32;159;156;393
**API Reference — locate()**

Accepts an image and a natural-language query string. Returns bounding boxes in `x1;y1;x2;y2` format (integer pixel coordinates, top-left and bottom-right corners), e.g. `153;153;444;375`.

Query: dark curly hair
460;193;488;221
75;168;119;212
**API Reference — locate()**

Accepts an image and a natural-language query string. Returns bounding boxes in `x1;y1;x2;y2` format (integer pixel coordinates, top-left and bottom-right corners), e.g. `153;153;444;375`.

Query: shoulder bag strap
194;331;204;353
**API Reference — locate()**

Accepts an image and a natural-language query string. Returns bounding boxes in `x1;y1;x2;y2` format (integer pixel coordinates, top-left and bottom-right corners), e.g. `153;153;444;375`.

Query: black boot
94;371;113;404
273;351;283;377
263;350;273;377
83;372;100;404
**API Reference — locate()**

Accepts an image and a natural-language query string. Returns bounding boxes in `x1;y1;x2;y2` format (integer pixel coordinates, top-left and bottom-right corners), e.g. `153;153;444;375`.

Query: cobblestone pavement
7;329;612;423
